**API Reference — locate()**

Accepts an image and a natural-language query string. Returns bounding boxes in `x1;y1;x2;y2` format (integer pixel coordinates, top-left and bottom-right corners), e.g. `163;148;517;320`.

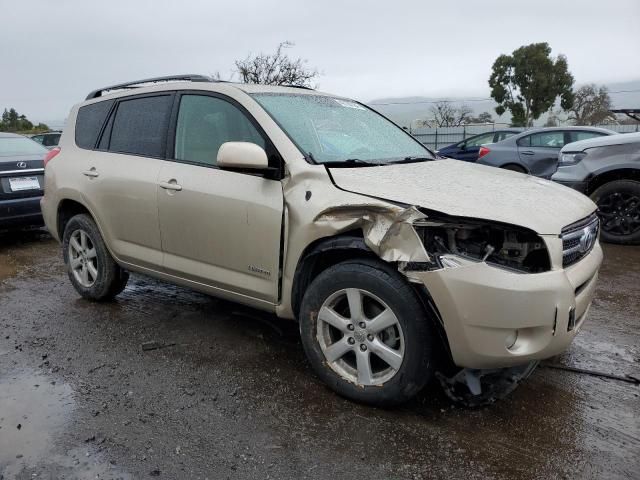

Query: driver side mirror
217;142;269;170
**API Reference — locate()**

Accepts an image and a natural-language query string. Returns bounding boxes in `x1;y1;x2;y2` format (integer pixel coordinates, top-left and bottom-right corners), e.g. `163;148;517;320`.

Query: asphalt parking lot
0;231;638;479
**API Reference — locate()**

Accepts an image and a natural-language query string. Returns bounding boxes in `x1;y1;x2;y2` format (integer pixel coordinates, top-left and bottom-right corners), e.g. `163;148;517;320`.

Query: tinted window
42;134;60;147
109;95;172;157
98;113;114;150
75;100;114;149
568;131;607;143
174;95;265;166
31;135;44;144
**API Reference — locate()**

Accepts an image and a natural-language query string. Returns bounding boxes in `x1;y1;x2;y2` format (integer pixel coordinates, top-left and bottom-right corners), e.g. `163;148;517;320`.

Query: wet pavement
0;230;638;479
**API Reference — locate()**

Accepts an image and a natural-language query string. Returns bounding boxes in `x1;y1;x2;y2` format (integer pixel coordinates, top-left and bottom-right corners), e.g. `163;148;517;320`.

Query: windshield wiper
322;158;383;167
387;156;434;165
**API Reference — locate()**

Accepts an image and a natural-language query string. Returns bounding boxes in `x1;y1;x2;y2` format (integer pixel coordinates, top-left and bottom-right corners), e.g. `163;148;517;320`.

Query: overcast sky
1;0;638;122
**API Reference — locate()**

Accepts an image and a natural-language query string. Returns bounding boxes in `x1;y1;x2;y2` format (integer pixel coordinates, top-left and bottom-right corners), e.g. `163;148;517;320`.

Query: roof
561;131;640;152
0;132;25;138
522;126;616;134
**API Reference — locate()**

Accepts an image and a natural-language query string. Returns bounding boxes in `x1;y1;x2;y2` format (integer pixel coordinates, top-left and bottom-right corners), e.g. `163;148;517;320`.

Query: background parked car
437;129;522;161
30;130;62;149
476;126;616;178
553;132;640;245
0;133;48;229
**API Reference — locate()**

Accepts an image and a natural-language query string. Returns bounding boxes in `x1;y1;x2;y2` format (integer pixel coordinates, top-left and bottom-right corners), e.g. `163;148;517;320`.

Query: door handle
82;168;99;178
159;180;182;191
520;150;535;155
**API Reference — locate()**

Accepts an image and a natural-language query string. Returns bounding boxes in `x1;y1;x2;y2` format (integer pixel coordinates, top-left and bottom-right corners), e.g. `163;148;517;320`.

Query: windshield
0;137;48;157
252;93;434;164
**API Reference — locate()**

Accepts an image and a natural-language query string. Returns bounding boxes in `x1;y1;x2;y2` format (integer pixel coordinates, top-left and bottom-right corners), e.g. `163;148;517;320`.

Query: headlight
558;151;586;166
413;216;551;273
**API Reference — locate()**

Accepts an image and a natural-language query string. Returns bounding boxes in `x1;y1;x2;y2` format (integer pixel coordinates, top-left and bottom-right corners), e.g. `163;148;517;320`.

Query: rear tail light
44;147;61;167
478;146;490;159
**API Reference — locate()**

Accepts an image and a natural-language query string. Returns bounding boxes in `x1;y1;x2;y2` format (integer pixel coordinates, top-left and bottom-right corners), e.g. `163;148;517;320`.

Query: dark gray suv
476;127;615;178
552;132;640;245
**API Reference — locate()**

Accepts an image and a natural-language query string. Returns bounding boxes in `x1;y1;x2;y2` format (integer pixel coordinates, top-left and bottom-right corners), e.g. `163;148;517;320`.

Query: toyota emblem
16;161;27;169
579;225;596;253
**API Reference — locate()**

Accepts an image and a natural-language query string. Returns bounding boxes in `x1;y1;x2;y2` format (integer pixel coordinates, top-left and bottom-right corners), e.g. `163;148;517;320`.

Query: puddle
0;370;74;475
0;369;131;479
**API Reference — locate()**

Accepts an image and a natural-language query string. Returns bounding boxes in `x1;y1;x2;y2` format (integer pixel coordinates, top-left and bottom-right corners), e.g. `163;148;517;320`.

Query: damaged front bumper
405;240;603;369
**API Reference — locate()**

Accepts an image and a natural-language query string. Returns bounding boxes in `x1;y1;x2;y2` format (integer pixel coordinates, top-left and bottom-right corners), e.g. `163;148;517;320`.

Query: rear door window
494;131;517;142
108;95;173;157
526;131;565;148
75;100;114;149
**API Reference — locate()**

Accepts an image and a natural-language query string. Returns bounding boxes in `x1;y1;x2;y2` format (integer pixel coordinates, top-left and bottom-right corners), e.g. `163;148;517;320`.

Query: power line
368;89;640;106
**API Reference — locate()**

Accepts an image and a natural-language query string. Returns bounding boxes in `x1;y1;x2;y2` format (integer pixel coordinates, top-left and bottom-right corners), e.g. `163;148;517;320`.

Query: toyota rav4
41;75;603;406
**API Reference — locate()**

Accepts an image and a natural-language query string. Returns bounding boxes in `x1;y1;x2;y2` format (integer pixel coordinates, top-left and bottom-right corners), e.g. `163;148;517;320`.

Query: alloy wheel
68;229;98;288
316;288;405;386
598;192;640;236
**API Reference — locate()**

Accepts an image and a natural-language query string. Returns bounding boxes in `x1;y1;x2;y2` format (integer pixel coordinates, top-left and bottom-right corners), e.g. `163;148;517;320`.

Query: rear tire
591;180;640;245
62;214;129;300
299;259;435;406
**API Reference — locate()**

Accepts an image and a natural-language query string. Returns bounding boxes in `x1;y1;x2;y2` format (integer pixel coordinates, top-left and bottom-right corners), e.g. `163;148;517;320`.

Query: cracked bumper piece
408;243;603;369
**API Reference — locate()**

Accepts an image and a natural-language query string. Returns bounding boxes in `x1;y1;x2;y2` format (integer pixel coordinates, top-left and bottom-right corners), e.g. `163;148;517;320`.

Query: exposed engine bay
413;215;551;273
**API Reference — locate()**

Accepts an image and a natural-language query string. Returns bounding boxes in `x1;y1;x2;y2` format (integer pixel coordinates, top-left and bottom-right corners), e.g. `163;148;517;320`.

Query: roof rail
85;74;215;100
610;109;640;122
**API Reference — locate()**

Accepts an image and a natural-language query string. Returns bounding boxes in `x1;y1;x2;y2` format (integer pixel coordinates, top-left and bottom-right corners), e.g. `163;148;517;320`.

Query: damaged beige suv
42;75;603;406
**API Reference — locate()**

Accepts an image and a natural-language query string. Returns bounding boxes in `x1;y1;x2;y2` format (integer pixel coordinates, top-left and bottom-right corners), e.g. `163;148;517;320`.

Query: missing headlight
413;216;551;273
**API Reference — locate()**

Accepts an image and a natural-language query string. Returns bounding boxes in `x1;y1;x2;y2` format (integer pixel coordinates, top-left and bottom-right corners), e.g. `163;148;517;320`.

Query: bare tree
568;84;616;125
234;41;318;87
429;102;473;127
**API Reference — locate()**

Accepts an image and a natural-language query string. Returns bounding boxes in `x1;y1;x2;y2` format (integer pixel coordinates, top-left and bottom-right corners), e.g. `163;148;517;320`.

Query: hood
329;159;596;235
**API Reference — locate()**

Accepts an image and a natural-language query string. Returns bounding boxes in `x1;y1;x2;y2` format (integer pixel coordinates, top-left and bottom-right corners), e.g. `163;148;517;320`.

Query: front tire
299;259;435;406
62;214;129;300
591;180;640;245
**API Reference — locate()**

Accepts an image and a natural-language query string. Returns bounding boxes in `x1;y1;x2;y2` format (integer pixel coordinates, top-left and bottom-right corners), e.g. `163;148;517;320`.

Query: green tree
568;84;616;125
0;108;46;132
489;43;574;127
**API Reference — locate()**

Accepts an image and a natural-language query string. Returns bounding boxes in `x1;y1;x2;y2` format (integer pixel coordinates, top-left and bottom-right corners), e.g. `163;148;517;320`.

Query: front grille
561;213;599;268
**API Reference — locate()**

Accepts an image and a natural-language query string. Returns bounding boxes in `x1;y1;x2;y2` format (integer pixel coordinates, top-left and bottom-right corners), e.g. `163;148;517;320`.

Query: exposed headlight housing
558;151;586;166
413;215;551;273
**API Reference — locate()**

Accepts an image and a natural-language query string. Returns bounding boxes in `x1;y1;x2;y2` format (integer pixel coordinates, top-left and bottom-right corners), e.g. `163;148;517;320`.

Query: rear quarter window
75;100;114;149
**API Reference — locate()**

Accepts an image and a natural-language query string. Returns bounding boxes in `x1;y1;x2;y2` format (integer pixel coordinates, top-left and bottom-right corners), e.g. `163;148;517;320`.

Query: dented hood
329;160;596;235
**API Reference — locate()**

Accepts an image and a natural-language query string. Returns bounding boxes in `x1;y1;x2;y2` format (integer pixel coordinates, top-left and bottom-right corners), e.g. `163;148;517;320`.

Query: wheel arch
586;168;640;196
291;231;379;318
57;198;93;240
